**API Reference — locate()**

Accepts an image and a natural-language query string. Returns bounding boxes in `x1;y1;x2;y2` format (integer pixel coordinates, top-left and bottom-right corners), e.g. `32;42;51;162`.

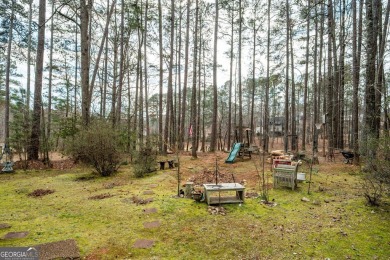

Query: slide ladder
225;143;241;163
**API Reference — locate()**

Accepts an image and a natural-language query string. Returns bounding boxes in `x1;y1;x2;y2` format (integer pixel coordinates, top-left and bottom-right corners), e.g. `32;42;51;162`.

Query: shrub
67;121;121;177
133;146;157;178
361;136;390;206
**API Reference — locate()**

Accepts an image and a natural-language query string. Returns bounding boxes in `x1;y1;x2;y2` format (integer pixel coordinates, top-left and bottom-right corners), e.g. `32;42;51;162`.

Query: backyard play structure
0;144;13;173
225;128;259;163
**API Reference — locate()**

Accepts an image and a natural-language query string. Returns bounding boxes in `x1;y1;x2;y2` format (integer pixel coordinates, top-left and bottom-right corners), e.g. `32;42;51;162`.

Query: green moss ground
0;154;389;259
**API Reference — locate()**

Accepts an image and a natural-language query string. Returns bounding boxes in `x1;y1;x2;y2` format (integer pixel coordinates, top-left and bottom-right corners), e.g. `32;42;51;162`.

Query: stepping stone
144;197;154;203
133;239;155;249
35;239;80;260
121;198;134;204
2;231;29;239
143;220;161;229
143;190;154;195
149;184;158;188
0;223;11;229
143;208;157;214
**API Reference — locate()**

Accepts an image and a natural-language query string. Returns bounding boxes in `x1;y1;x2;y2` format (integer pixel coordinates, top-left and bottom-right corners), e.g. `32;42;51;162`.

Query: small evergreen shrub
133;146;157;178
67;121;121;177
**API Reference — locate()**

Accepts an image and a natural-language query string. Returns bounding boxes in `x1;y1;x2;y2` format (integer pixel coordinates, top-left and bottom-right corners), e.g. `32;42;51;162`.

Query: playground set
0;144;14;173
225;128;259;163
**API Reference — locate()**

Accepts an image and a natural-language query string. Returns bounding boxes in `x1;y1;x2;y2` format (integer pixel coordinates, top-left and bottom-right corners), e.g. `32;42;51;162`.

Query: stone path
143;207;157;214
133;239;155;249
143;220;161;229
133;183;161;249
2;231;29;239
0;223;11;229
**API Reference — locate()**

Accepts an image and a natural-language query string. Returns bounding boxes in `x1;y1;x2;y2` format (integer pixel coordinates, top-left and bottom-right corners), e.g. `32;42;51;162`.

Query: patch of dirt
13;159;75;170
261;200;277;207
103;182;124;189
85;248;109;260
88;193;113;200
245;192;259;198
75;174;97;181
131;196;154;205
35;239;80;260
208;206;227;216
188;169;240;185
143;190;154;195
28;189;55;197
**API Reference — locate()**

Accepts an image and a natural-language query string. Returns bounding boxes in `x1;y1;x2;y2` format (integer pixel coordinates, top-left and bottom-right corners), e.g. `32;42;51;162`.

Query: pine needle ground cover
0;153;389;259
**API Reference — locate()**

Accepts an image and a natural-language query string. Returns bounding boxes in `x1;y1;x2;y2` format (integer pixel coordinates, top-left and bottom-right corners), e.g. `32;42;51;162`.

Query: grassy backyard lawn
0;152;389;259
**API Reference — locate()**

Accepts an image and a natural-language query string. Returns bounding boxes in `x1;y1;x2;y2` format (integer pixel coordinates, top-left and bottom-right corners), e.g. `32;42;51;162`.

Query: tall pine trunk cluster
0;0;387;163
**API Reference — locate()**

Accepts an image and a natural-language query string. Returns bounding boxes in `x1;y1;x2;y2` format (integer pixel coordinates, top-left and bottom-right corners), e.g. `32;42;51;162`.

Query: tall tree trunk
144;0;150;141
176;2;183;150
302;0;310;151
326;0;334;153
137;4;144;146
330;0;339;150
5;0;15;149
338;0;346;149
27;0;32;115
196;10;202;152
116;0;125;127
313;1;319;152
264;0;271;152
352;0;363;163
377;0;390;138
210;0;219;152
191;0;199;158
47;1;55;141
28;0;46;160
102;0;109;118
158;0;164;152
74;14;78;121
284;0;290;153
112;10;118;127
164;0;175;152
250;3;258;146
80;0;91;126
319;1;325;156
290;26;297;152
227;1;234;150
365;0;379;156
238;0;243;143
179;0;191;151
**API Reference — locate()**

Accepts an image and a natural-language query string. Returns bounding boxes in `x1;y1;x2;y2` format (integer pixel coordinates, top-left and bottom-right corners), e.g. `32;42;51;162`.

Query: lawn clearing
0;152;389;259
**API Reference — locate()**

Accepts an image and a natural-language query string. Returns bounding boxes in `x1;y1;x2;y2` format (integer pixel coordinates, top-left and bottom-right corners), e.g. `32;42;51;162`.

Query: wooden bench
273;162;300;190
157;160;175;170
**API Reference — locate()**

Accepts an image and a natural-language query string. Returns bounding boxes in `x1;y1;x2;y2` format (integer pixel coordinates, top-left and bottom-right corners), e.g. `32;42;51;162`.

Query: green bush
67;121;121;177
362;136;390;206
133;146;157;178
